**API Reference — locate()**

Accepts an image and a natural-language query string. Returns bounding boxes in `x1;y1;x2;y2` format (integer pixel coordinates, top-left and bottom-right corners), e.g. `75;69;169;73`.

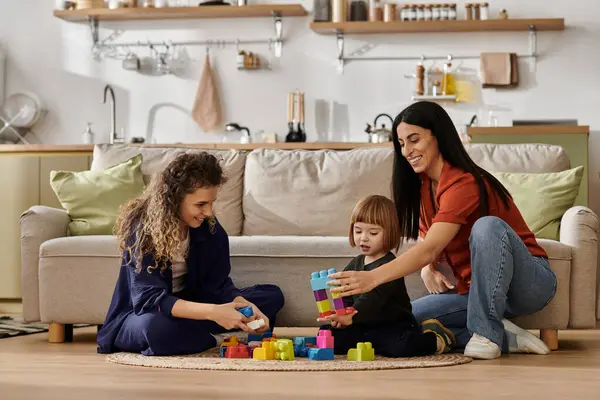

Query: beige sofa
20;143;599;348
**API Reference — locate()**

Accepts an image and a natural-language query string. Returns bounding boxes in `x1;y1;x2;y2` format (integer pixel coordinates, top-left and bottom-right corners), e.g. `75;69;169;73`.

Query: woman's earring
208;216;216;234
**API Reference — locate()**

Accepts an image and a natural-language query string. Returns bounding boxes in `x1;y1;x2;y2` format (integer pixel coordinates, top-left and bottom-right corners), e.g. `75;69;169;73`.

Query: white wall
1;0;599;211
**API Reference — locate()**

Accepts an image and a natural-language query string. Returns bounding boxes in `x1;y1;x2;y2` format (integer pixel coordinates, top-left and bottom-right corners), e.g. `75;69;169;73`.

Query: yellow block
316;299;331;314
331;288;342;299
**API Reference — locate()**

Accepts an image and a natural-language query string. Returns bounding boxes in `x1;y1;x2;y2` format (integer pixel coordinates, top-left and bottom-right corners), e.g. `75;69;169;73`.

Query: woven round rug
106;348;472;371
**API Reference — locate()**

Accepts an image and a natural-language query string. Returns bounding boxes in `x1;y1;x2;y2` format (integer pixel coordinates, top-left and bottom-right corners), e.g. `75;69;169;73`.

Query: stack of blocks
307;330;335;360
310;268;356;317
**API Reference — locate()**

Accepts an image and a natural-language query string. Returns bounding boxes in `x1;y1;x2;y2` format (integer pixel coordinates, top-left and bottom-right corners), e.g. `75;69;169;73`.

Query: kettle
365;113;394;143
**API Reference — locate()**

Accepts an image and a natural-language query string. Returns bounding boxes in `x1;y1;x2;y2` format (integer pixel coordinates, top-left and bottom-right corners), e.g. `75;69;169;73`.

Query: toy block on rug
347;342;375;361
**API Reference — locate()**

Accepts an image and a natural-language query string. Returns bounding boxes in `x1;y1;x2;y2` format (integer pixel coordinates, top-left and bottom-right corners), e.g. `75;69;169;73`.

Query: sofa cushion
242;148;395;236
91;145;246;236
50;154;146;236
491;168;584;240
464;143;570;173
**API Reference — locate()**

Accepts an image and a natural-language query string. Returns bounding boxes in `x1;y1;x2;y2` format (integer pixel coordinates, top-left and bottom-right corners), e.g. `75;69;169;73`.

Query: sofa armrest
20;206;70;322
559;206;600;327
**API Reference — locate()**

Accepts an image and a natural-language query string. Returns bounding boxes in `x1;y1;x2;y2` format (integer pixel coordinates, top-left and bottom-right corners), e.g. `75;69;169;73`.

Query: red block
225;345;250;359
319;310;335;318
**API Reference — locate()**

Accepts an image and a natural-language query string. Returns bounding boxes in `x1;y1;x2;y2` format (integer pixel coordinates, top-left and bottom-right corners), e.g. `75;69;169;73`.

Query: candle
298;92;305;124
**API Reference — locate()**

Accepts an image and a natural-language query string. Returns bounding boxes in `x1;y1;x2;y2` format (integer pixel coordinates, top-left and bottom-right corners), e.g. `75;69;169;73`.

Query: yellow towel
192;54;222;132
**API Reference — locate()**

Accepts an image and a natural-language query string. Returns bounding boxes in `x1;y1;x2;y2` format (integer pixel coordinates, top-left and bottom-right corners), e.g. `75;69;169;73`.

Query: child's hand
210;302;251;332
233;296;270;334
317;310;358;328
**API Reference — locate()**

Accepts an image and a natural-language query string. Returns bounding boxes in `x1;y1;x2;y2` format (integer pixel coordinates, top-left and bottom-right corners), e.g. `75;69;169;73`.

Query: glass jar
400;5;408;21
408;4;417;21
431;4;440;20
424;5;432;20
416;5;424;20
440;4;449;20
449;4;457;20
465;3;472;20
473;3;480;19
480;2;489;20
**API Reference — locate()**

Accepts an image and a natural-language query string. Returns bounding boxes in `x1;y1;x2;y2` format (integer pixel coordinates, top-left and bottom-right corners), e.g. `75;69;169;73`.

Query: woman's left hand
328;270;378;297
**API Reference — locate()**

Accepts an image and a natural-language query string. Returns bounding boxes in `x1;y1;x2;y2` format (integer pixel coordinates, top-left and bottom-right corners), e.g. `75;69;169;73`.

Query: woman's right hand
421;264;455;294
209;302;251;332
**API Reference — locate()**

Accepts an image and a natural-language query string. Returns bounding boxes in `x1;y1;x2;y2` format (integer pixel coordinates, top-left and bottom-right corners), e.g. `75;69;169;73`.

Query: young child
319;195;455;357
97;152;284;356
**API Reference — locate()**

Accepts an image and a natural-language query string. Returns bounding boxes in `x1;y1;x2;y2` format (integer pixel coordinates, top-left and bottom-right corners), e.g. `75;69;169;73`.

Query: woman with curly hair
97;152;284;356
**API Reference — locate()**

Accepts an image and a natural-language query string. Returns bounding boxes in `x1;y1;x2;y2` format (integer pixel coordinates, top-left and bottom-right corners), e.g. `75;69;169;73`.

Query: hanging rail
335;25;538;73
87;12;284;59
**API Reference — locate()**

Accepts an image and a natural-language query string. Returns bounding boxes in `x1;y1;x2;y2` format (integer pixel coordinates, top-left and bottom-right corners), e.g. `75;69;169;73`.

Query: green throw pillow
50;154;146;236
491;166;584;241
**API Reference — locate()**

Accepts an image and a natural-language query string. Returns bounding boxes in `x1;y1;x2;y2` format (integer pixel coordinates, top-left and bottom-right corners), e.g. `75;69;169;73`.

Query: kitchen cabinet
0;154;91;299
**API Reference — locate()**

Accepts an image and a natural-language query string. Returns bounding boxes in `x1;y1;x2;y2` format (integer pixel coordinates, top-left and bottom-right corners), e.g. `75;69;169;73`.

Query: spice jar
465;3;472;20
480;2;489;20
424;5;432;20
400;5;408;21
473;3;480;20
416;5;424;20
408;4;416;21
440;4;448;20
449;4;457;20
384;3;396;22
431;4;440;20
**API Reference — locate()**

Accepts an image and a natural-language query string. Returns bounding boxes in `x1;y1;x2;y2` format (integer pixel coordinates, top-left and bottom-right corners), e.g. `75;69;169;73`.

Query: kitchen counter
0;142;394;154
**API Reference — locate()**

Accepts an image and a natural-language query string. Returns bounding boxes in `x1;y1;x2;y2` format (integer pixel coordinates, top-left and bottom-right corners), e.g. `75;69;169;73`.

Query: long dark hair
391;101;512;243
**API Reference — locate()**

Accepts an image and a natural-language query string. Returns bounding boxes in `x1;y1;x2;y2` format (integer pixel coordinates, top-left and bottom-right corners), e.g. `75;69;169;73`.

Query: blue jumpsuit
96;219;285;356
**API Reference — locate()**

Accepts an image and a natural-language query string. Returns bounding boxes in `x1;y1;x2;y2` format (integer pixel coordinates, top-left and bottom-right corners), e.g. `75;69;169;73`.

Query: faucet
103;84;123;144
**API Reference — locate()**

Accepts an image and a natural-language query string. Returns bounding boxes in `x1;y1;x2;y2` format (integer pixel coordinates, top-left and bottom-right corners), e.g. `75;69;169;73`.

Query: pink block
317;330;335;349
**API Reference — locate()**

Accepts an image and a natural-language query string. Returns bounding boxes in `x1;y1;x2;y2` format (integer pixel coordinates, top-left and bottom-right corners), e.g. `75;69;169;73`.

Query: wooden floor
2;327;600;400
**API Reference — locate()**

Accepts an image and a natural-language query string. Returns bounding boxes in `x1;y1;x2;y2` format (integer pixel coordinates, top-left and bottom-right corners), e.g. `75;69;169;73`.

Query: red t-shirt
419;161;548;294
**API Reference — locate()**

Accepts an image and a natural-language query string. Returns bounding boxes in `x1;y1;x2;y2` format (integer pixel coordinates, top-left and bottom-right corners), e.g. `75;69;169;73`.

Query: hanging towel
192;54;222;132
480;52;519;88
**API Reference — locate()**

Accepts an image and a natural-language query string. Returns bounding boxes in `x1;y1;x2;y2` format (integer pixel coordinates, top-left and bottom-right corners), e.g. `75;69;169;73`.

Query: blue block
237;306;254;318
310;268;337;291
294;345;310;357
247;329;273;343
308;347;335;361
293;336;317;348
219;346;227;358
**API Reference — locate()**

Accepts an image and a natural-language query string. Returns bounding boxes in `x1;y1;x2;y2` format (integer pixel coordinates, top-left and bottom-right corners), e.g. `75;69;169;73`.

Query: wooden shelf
310;18;565;35
53;4;307;22
467;125;589;136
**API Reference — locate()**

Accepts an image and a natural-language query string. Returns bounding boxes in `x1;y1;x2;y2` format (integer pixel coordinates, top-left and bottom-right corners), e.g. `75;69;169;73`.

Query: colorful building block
332;297;345;310
237;306;254;318
220;336;239;348
313;289;328;302
310;268;337;291
308;347;335;360
331;288;343;299
253;341;276;360
317;330;335;349
219;346;228;357
274;339;295;361
225;345;250;359
335;306;356;316
347;342;375;361
293;336;317;348
247;318;265;330
248;330;273;343
315;299;331;314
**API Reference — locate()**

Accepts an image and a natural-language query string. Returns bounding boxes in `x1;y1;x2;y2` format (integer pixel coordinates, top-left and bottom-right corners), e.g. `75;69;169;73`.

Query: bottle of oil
441;54;455;96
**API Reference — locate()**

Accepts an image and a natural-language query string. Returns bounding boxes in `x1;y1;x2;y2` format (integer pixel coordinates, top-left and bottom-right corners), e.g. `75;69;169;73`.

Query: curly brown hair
115;151;228;274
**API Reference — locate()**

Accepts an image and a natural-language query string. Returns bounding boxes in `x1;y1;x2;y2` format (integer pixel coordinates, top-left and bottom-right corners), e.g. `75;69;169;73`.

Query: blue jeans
411;216;557;352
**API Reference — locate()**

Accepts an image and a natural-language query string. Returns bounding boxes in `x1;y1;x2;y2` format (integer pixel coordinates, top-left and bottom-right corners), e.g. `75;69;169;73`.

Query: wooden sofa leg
540;329;558;351
48;322;65;343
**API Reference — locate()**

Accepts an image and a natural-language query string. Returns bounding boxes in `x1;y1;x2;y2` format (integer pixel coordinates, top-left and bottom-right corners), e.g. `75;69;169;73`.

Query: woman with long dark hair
329;101;557;359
